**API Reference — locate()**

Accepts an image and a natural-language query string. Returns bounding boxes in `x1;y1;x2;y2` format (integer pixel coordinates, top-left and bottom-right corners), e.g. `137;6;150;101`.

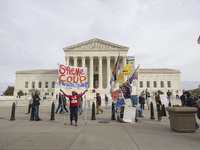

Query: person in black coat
32;90;41;121
139;94;145;110
184;91;199;129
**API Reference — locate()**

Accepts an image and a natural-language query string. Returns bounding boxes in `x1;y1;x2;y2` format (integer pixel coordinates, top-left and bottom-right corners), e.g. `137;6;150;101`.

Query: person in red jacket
60;89;88;126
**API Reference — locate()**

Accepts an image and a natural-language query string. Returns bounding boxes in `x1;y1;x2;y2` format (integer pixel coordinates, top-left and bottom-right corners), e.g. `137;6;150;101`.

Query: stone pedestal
166;107;197;133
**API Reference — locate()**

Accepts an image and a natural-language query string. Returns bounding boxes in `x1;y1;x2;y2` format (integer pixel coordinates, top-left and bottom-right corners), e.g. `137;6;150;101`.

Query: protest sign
160;94;169;105
58;64;87;88
120;86;131;99
114;98;125;108
111;89;122;102
123;106;136;123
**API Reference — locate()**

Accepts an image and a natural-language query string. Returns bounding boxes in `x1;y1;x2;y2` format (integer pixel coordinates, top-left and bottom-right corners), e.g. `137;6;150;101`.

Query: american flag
198;35;200;44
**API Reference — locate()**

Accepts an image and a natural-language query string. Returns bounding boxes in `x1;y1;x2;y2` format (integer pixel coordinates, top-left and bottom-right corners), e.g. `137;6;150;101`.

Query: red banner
111;89;122;102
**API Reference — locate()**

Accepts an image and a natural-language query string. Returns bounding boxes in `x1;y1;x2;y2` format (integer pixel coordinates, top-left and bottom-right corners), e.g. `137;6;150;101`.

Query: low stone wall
0;99;57;107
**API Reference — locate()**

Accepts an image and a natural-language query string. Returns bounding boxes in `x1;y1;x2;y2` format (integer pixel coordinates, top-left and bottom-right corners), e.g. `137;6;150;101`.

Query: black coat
33;94;41;106
185;95;196;107
139;96;145;104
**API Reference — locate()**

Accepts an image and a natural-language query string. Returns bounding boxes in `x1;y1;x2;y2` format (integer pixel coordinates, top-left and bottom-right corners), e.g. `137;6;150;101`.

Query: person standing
60;89;87;126
26;96;33;114
60;95;69;114
184;91;199;129
155;90;163;121
180;93;187;106
96;93;103;114
176;90;179;99
55;93;62;114
32;90;41;121
167;90;171;103
105;94;109;109
139;94;145;110
146;95;152;110
78;94;84;115
145;89;150;100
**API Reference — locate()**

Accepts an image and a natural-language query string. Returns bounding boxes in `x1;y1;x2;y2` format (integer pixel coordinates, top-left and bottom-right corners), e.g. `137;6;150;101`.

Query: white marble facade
14;38;182;98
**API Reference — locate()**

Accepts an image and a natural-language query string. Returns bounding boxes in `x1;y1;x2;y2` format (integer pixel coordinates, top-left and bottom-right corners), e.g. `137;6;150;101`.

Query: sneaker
70;122;73;125
75;122;77;126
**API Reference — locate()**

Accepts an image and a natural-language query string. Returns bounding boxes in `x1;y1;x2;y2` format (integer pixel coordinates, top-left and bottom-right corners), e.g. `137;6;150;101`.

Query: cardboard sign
120;86;131;99
58;64;87;88
114;98;125;108
123;106;136;123
111;89;122;102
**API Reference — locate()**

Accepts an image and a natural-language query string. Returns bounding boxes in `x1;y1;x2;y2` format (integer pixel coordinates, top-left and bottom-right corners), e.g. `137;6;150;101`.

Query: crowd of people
27;88;199;129
138;89;200;129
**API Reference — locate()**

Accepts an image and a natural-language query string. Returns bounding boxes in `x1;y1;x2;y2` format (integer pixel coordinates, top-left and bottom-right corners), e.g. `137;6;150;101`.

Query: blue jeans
78;106;84;114
60;105;68;113
167;96;171;102
33;105;39;120
55;104;62;113
195;118;199;129
70;106;78;122
105;101;109;109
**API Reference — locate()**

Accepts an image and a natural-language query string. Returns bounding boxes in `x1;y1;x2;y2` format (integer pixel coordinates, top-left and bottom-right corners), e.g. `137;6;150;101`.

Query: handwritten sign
111;89;122;102
58;64;87;88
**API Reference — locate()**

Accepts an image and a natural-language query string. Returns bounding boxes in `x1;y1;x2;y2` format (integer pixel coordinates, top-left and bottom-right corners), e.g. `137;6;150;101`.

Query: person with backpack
184;91;199;129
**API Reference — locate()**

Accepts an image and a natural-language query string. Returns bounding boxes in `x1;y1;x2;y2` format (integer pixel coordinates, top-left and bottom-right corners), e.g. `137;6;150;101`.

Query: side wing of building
137;68;182;96
14;69;58;98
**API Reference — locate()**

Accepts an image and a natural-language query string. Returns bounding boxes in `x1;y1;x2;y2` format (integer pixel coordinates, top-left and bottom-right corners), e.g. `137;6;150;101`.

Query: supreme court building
14;38;182;98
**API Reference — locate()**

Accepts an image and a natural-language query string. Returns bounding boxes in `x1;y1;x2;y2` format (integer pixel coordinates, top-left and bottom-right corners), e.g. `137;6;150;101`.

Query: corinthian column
107;56;110;89
98;56;102;89
89;56;94;89
73;56;77;67
81;56;85;67
65;56;70;66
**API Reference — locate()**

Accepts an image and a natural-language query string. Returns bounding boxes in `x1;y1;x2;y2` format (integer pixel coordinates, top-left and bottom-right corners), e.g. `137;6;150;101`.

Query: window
38;82;42;88
153;81;157;88
32;82;35;88
52;92;54;96
45;82;48;88
52;81;55;88
147;81;150;88
25;81;28;88
160;81;164;88
167;81;171;88
139;81;143;88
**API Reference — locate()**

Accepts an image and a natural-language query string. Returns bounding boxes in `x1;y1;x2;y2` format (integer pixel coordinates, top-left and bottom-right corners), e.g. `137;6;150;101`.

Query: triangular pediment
63;38;129;51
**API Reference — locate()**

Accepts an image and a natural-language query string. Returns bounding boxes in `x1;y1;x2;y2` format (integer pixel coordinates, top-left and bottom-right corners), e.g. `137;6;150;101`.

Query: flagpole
58;63;66;125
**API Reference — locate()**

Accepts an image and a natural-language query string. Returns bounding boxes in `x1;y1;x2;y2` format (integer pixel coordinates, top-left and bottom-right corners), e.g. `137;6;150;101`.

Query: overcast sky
0;0;200;85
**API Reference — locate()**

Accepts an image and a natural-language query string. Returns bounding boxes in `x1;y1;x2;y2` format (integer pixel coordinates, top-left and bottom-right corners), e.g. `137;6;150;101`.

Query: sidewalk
0;99;200;150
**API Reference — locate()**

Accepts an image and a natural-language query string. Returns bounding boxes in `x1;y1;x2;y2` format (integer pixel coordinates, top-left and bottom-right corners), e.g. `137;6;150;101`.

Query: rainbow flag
129;64;140;83
110;54;120;92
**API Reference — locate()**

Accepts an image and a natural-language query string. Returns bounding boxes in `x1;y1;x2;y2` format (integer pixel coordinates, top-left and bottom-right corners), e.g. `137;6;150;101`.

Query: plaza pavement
0;99;200;150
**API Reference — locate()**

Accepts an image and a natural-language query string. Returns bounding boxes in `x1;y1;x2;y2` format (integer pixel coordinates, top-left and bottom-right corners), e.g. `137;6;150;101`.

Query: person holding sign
60;89;88;126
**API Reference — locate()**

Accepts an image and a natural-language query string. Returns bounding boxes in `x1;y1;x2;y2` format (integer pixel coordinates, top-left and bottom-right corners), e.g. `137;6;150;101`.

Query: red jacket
63;92;86;107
